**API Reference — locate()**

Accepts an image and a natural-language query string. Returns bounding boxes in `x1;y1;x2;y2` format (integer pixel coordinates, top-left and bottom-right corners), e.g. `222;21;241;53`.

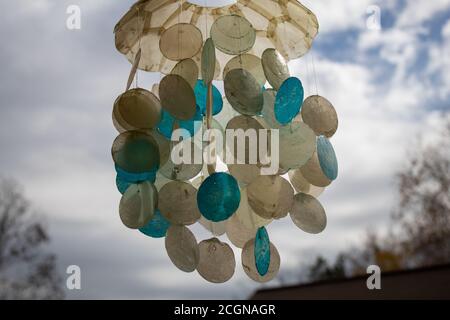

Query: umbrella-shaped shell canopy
114;0;319;78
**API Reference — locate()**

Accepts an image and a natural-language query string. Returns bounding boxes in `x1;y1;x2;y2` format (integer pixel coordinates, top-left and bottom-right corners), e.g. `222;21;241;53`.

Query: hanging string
178;0;182;61
305;52;311;97
135;7;141;89
238;17;243;68
204;0;208;37
311;49;319;95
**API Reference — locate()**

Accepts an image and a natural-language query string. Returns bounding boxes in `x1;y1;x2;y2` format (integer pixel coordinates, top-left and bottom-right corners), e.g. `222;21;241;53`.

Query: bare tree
0;178;64;299
392;118;450;267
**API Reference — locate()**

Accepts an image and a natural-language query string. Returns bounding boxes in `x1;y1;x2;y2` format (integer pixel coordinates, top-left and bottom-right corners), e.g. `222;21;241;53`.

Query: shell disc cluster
111;2;339;284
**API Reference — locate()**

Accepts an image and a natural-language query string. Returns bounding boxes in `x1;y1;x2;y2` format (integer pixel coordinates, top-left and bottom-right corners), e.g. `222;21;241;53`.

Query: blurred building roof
250;264;450;300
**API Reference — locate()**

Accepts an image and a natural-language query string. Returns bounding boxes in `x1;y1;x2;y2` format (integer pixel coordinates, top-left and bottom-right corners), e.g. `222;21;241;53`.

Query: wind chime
112;0;339;283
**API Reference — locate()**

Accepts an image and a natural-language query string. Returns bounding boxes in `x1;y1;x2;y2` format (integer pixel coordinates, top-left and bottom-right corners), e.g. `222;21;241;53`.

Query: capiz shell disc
139;209;170;238
113;88;161;132
159;74;197;121
202;38;216;84
112;131;160;174
279;120;316;170
171;59;199;89
242;239;280;283
226;212;257;248
275;77;304;125
300;150;332;188
247;175;294;220
211;15;256;55
197;172;241;222
290;193;327;234
159;23;203;61
165;225;199;272
197;238;236;283
199;216;227;237
261;48;290;90
254;227;270;276
158;181;201;225
317;136;338;181
223;54;266;86
119;182;157;229
236;188;272;229
224;68;263;116
301;95;338;137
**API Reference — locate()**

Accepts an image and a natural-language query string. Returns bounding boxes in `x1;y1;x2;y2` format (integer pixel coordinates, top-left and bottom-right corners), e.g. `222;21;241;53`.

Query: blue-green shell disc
274;77;304;125
194;80;223;116
116;174;131;194
317;136;338;180
197;172;241;222
157;105;203;140
139;210;171;238
254;227;270;276
115;165;157;184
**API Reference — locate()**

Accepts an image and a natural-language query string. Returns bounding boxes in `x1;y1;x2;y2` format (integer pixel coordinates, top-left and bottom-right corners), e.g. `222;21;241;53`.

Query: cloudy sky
0;0;449;299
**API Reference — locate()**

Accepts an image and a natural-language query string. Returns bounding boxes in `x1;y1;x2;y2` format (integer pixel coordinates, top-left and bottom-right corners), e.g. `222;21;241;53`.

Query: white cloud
396;0;450;27
302;0;372;33
427;19;450;98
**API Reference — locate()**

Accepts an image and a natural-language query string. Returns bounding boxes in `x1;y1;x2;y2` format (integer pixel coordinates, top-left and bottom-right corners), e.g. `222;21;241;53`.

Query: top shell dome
114;0;319;79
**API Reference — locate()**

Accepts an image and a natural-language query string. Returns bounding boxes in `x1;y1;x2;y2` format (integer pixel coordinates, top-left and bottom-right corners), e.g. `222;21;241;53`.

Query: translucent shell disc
165;225;199;272
113;88;161;132
247;175;294;220
199;216;227;237
279;120;316;170
158;181;201;225
197;238;236;283
159;23;203;61
171;59;199;89
225;115;265;164
112;131;160;174
290;193;327;234
242;239;280;283
223;54;266;86
159;74;197;121
228;163;261;186
261;89;282;129
159;141;203;181
149;129;171;168
226;212;257;248
202;38;216;84
224;69;263;116
119;182;157;229
235;188;272;229
211;15;256;55
261;48;290;91
288;169;325;198
197;172;241;222
317;136;338;181
301;95;338;137
300;151;332;188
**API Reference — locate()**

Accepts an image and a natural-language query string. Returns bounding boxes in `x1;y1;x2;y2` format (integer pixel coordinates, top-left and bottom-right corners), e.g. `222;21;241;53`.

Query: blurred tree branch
0;178;64;300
